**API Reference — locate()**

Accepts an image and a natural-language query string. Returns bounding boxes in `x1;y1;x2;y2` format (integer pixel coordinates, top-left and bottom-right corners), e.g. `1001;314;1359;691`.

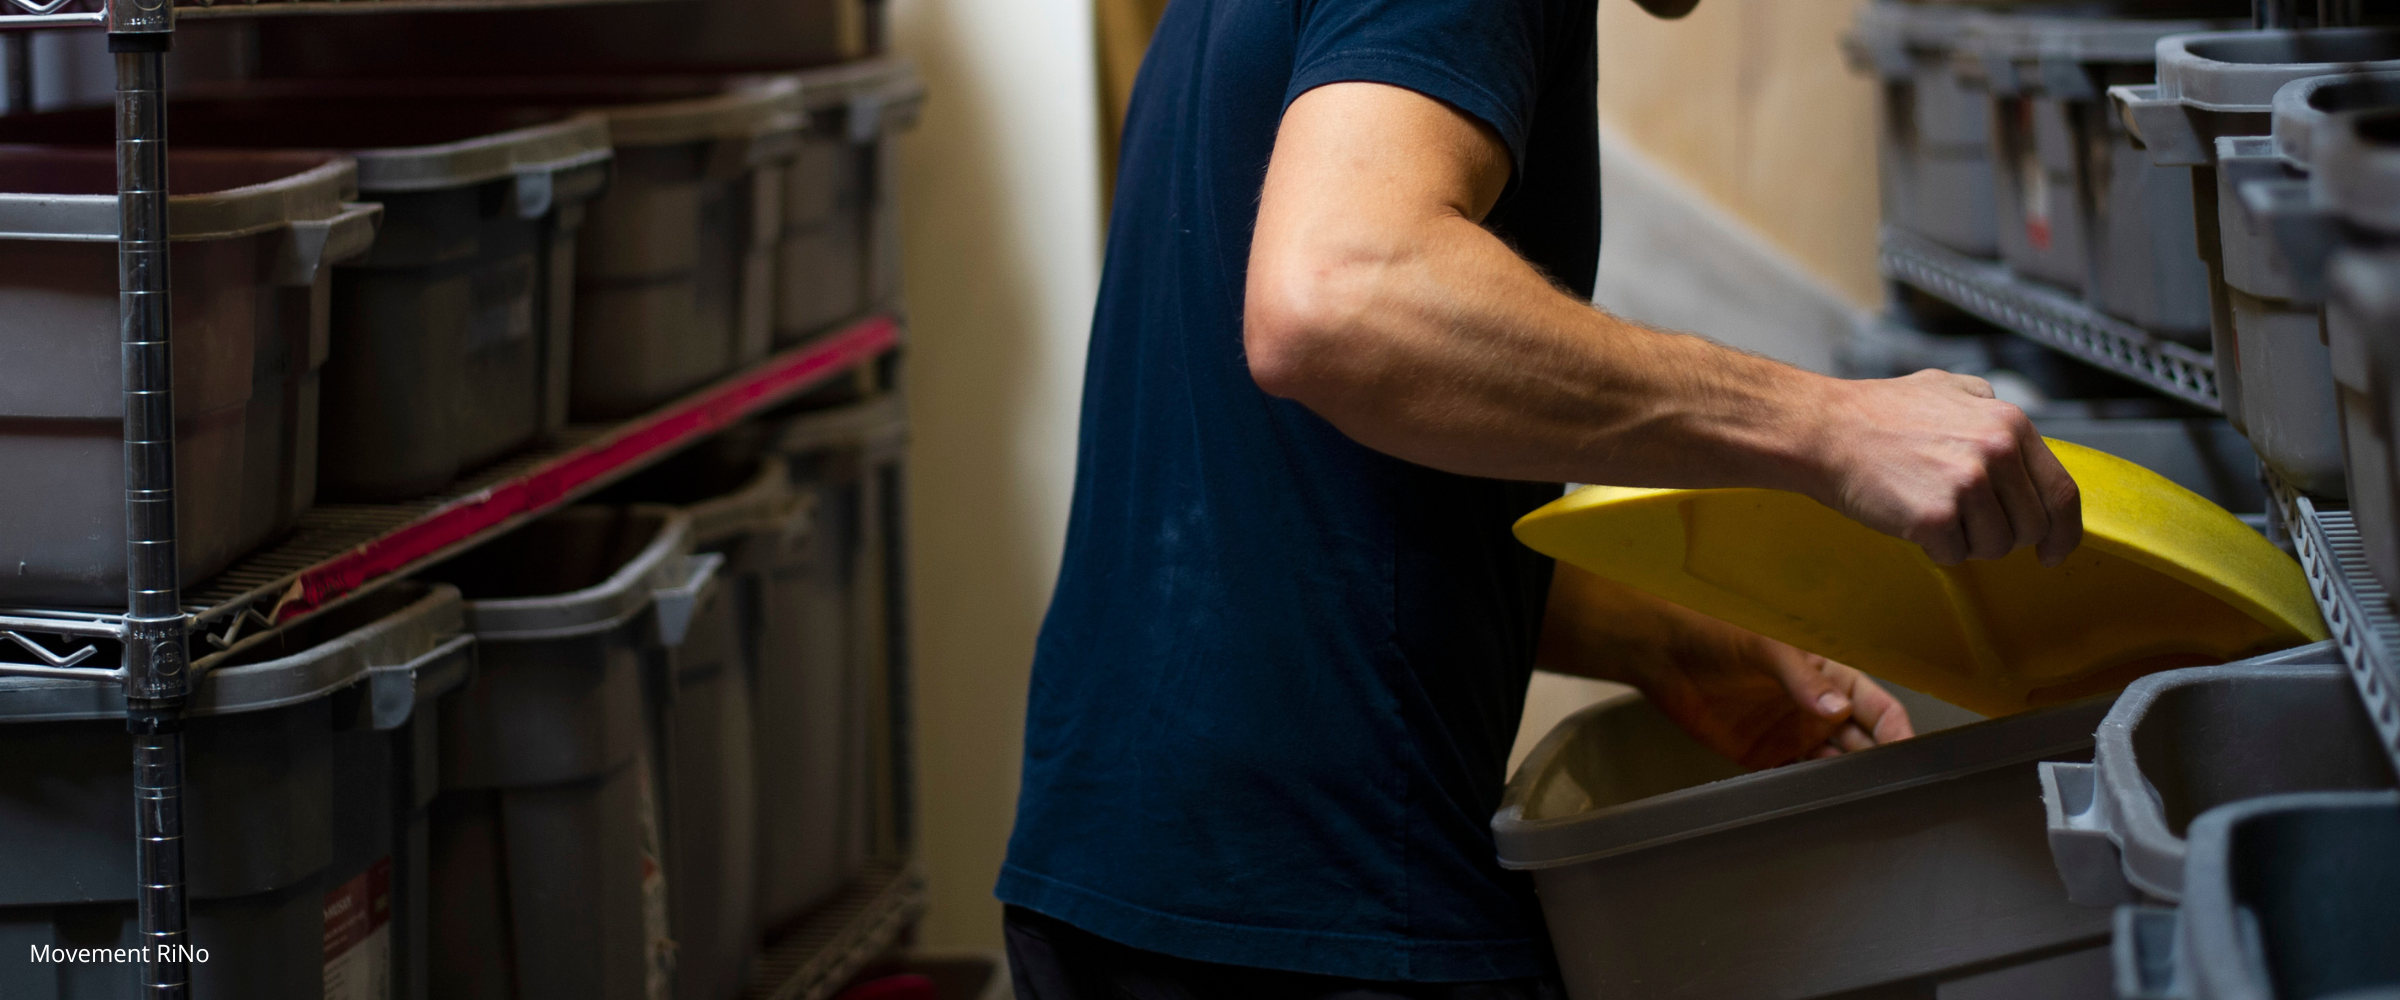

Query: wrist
1748;370;1852;503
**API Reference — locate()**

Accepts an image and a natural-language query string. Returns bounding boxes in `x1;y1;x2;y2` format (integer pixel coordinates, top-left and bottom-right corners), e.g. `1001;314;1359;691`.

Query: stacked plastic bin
1961;11;2235;342
2114;28;2400;496
0;149;376;607
1847;1;2002;258
774;60;927;345
0;583;472;999
0;94;614;500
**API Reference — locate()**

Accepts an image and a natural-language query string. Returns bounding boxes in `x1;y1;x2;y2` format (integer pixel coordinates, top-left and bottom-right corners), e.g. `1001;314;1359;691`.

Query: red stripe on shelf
274;315;900;621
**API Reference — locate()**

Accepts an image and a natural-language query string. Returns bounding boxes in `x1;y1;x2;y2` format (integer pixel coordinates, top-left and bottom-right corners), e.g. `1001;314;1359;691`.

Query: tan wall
1598;0;1884;308
891;0;1103;952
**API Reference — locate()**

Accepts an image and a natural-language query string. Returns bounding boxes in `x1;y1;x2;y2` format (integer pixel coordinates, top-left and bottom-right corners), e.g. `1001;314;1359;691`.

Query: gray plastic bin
0;147;377;607
1965;14;2229;337
421;505;720;1000
2113;790;2400;1000
772;59;924;345
595;443;789;1000
0;581;472;1000
0;96;613;501
2311;103;2400;601
757;396;907;927
2114;27;2400;455
2035;642;2393;907
571;80;801;419
1496;691;2116;1000
1849;2;2001;257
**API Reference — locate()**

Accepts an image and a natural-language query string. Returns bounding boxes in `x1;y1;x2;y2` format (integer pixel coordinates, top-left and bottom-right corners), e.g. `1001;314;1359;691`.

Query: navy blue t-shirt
998;0;1599;983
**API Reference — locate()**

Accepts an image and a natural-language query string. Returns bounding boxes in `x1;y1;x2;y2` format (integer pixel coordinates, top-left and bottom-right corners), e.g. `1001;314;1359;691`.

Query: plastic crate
1848;2;2001;257
1964;13;2230;339
2114;790;2400;1000
0;147;377;607
0;582;471;1000
1496;691;2114;999
2036;643;2393;906
2311;98;2400;599
2113;27;2400;451
773;59;924;346
0;95;614;501
419;506;721;1000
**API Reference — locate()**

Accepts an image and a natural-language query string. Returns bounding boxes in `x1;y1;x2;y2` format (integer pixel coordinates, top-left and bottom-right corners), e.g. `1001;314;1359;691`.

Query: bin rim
2270;70;2400;170
2175;788;2400;1000
460;505;698;641
0;147;357;242
778;57;927;115
2314;104;2400;232
2086;642;2346;901
0;582;466;723
1492;692;2110;871
343;114;615;194
2153;27;2400;113
1965;12;2240;68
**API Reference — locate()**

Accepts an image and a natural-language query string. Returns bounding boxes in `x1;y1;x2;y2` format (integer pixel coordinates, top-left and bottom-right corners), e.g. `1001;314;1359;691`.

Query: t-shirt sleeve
1283;0;1561;172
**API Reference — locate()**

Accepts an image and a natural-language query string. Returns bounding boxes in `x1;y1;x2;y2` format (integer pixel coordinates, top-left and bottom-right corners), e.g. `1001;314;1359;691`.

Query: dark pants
1002;906;1566;1000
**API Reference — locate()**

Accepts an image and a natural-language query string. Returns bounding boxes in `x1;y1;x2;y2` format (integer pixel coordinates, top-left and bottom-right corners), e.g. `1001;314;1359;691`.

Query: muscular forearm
1249;82;2081;566
1247;202;1834;493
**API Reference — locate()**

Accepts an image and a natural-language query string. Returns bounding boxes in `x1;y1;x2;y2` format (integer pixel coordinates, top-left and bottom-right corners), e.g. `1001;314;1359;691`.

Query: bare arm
1245;82;2080;565
1538;563;1914;768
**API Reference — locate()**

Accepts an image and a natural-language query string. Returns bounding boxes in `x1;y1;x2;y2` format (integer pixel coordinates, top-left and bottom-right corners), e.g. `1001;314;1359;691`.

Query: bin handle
651;552;726;649
2240;178;2335;305
271;201;384;287
2113;905;2186;1000
2109;84;2207;168
368;633;476;732
2040;761;2134;907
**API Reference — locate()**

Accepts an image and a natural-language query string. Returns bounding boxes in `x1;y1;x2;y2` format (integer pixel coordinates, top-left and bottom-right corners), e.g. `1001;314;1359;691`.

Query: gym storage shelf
1881;226;2223;412
0;312;901;680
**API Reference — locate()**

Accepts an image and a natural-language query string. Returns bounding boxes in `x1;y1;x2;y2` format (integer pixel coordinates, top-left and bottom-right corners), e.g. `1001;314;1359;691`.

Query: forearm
1247;212;1837;492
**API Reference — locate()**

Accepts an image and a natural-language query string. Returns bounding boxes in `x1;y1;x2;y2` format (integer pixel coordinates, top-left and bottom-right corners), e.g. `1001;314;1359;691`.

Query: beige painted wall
890;0;1103;951
1598;0;1884;308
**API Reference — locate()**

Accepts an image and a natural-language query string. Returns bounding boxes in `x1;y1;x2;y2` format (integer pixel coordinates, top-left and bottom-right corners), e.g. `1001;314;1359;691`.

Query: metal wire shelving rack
0;2;921;996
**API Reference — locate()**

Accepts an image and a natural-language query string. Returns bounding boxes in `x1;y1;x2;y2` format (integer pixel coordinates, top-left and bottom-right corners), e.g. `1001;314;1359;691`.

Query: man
999;0;2083;996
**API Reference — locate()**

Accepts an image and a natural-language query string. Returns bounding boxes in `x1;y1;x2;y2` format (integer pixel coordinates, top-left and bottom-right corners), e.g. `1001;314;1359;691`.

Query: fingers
1760;644;1850;722
1828;662;1915;744
2023;436;2085;567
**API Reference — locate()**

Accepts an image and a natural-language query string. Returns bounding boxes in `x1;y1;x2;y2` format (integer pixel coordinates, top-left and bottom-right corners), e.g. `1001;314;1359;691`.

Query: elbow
1243;259;1366;402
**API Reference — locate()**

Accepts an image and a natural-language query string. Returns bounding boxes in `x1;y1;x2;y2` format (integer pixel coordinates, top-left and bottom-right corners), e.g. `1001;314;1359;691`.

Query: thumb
1759;642;1851;721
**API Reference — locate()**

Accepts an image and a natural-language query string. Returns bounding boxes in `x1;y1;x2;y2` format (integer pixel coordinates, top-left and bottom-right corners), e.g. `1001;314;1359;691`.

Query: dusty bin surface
1496;692;2113;999
0;147;376;606
770;59;925;345
0;582;471;1000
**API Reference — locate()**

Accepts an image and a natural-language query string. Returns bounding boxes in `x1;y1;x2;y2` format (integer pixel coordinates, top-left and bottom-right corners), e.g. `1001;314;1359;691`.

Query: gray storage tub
0;96;613;501
0;147;377;607
2312;102;2400;600
420;505;720;1000
1496;691;2115;1000
1965;14;2229;337
759;395;909;926
2114;27;2400;470
2035;643;2393;906
2114;790;2400;1000
1848;2;2001;257
572;80;801;419
771;59;924;345
595;443;790;1000
0;581;472;1000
